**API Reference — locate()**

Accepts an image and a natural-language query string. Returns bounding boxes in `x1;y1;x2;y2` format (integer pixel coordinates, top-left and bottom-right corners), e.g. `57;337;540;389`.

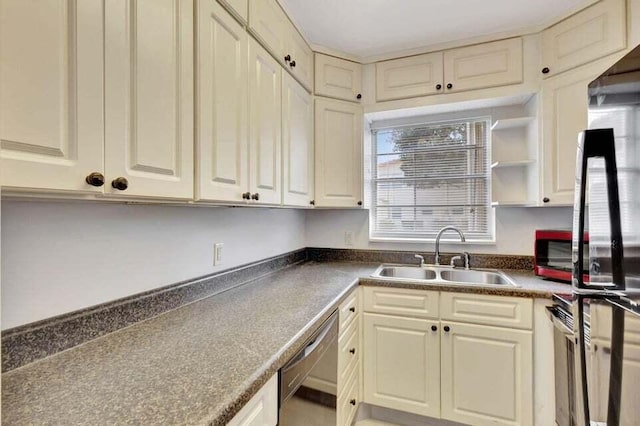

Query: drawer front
363;287;439;319
338;316;360;391
339;289;360;332
440;292;533;330
376;51;444;101
228;374;278;426
337;362;360;426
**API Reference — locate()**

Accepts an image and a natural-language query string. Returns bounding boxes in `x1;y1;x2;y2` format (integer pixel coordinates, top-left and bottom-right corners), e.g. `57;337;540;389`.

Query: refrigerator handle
572;129;625;292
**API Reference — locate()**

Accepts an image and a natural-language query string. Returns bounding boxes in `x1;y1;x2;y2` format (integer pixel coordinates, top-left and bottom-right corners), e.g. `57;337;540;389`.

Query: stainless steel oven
278;311;338;425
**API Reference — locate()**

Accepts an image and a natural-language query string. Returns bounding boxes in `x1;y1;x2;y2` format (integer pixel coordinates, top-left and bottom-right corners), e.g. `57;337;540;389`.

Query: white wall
305;207;573;255
1;201;306;329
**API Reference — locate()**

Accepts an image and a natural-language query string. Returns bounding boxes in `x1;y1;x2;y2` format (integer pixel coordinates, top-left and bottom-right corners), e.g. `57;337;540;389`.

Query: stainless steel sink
372;264;517;287
439;269;515;286
376;266;437;280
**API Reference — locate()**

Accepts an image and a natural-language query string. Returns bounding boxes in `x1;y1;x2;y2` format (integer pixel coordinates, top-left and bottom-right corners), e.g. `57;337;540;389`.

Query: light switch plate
214;243;224;265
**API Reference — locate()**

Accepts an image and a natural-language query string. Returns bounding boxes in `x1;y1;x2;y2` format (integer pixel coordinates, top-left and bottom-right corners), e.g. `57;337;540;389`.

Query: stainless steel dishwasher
279;311;339;425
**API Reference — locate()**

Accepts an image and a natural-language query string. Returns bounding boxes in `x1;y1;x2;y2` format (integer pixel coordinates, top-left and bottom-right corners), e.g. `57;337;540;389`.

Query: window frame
368;115;495;243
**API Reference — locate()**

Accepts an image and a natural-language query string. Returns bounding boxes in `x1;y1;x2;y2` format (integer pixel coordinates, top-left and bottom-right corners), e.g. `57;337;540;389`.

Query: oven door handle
546;305;573;336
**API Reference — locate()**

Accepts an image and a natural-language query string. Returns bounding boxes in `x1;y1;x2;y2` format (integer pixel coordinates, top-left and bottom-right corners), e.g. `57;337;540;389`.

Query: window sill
369;236;497;245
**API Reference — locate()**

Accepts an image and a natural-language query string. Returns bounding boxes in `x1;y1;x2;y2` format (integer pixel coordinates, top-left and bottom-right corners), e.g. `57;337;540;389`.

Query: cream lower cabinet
228;375;278;426
540;57;614;206
314;98;363;207
440;322;533;426
337;289;362;426
0;0;104;193
363;313;441;418
363;288;534;425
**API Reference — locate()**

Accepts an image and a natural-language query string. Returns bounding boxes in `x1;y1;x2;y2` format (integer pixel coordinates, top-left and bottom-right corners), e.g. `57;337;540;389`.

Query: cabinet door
541;0;626;78
104;0;193;199
541;59;606;206
0;0;103;192
441;322;533;426
217;0;248;24
363;313;441;418
248;0;287;62
314;98;362;207
285;27;314;91
443;38;523;93
196;0;248;202
249;39;282;205
228;375;278;426
282;73;313;207
376;52;444;101
315;54;363;103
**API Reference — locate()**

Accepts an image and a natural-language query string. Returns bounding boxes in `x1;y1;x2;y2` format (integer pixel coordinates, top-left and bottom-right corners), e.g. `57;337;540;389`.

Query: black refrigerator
567;44;640;425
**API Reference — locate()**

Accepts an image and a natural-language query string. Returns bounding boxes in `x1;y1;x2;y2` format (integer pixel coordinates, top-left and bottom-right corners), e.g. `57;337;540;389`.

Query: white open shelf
490;116;535;131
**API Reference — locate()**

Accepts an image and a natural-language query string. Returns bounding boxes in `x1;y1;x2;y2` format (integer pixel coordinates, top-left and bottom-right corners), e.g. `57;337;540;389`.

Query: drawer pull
349;307;355;313
349;348;356;355
350;399;356;406
444;325;450;332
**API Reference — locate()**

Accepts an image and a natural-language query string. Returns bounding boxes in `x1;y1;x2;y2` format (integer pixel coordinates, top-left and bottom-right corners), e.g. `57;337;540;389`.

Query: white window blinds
371;118;493;241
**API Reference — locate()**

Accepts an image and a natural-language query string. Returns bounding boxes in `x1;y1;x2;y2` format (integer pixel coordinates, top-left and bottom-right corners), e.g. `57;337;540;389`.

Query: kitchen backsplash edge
1;247;533;372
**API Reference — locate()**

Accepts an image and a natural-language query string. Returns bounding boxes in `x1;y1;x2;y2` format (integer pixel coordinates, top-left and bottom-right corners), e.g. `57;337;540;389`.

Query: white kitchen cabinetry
282;72;314;206
314;98;363;208
443;38;523;93
0;0;104;193
337;289;362;426
217;0;248;24
285;28;314;91
196;0;248;203
363;313;441;418
249;39;282;205
227;375;278;426
540;58;608;206
440;321;533;426
541;0;626;78
376;52;444;101
315;54;363;103
104;0;193;199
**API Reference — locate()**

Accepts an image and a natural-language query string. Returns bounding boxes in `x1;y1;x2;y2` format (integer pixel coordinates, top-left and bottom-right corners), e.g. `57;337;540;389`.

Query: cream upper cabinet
315;54;363;103
216;0;248;24
196;0;248;203
248;0;287;62
104;0;193;199
314;98;363;207
540;59;607;206
376;52;444;101
249;39;282;205
282;73;314;207
443;38;523;93
363;313;441;418
0;0;104;193
541;0;626;78
285;28;314;91
440;322;533;426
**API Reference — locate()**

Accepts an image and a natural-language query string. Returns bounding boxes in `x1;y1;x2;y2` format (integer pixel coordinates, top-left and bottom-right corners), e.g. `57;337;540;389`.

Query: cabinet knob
349;348;356;355
446;83;453;89
242;192;251;200
309;200;315;206
436;84;442;90
542;67;550;74
543;197;550;203
284;54;291;62
289;60;296;68
444;325;450;332
251;193;260;201
85;172;105;187
357;201;362;206
349;307;355;313
350;399;356;406
431;325;437;331
356;93;362;99
111;177;129;191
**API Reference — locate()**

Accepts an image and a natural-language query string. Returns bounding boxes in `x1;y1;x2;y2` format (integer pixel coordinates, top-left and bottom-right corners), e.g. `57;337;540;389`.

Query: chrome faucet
434;226;466;266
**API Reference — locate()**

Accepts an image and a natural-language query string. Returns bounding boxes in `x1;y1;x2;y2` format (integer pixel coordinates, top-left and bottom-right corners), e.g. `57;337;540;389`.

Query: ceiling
280;0;594;60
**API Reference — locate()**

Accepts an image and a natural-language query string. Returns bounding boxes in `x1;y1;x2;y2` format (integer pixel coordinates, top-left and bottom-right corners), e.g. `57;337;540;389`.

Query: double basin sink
372;264;517;287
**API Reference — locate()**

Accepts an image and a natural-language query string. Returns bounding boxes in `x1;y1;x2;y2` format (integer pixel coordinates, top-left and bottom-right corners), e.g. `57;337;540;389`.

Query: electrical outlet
213;243;224;265
344;231;354;247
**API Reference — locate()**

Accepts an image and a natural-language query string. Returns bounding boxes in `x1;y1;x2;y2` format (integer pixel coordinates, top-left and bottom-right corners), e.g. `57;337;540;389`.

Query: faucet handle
450;255;463;268
414;254;425;267
463;252;471;269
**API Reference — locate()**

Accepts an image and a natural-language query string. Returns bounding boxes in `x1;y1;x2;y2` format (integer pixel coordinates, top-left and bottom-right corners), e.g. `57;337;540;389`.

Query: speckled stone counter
1;261;570;425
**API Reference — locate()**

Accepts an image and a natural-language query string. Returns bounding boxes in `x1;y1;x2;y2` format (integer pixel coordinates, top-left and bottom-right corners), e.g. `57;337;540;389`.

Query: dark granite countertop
1;261;570;425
